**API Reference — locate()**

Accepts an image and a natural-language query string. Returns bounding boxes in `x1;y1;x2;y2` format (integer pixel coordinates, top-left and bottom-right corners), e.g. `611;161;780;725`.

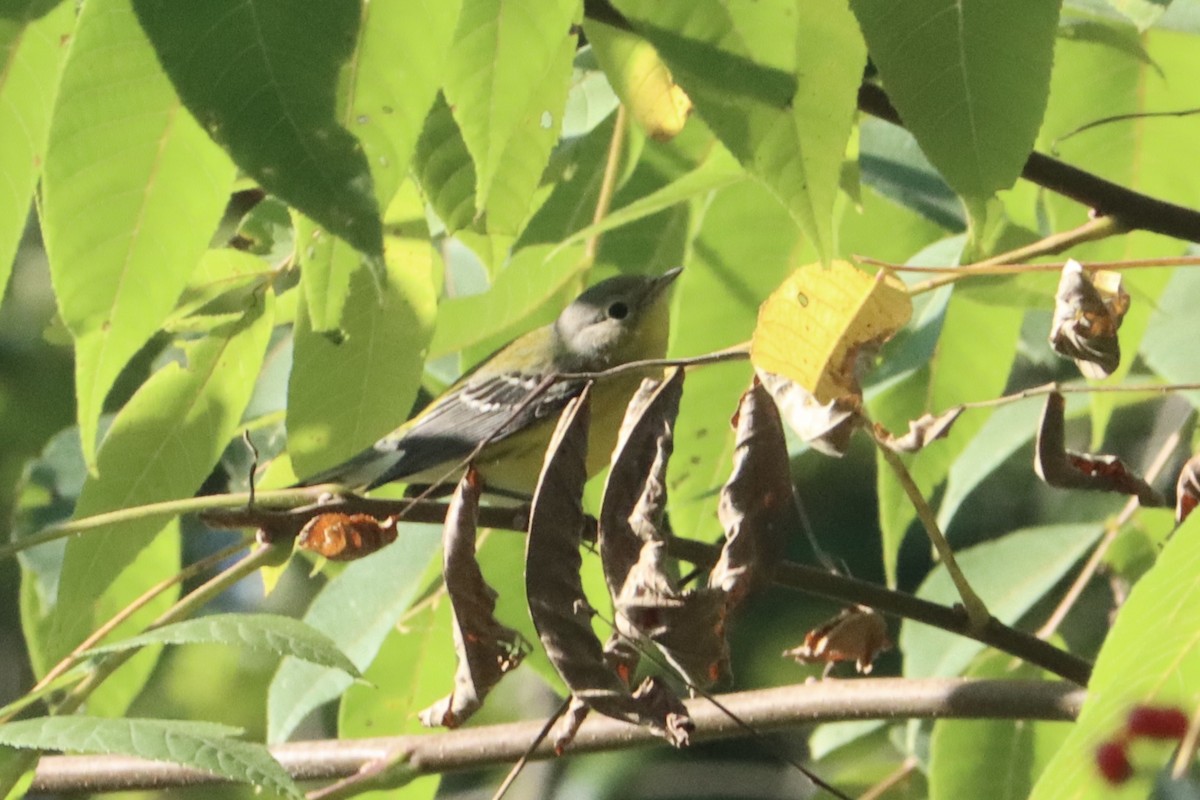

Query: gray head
554;267;682;367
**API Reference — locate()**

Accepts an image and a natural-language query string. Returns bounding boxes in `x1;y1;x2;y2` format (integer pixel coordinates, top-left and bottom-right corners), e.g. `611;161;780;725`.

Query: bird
296;267;683;498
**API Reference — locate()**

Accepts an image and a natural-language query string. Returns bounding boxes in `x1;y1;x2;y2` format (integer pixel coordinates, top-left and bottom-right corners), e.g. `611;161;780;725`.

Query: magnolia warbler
298;267;682;497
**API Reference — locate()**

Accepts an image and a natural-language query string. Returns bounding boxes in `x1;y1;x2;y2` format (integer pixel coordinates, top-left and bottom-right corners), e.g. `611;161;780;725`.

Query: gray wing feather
296;372;585;491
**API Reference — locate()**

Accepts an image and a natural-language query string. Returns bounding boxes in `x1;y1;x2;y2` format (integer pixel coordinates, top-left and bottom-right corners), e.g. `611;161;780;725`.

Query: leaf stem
584;104;628;263
872;440;990;632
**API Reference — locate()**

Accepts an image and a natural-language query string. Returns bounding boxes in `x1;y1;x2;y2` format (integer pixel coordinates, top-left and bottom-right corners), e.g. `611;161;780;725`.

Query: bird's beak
651;266;683;296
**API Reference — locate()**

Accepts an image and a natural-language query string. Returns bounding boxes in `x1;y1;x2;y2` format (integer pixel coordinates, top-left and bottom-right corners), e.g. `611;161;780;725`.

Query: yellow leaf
583;19;692;142
750;261;911;403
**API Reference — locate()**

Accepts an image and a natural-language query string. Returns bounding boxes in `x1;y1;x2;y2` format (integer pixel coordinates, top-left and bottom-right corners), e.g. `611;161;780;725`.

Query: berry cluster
1094;705;1191;785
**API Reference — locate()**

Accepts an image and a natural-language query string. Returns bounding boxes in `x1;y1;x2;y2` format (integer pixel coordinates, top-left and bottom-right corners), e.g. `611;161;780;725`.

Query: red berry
1127;706;1189;740
1095;741;1133;785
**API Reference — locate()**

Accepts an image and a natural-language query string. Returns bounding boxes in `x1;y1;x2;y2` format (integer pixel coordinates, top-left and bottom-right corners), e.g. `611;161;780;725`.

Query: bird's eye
607;301;629;320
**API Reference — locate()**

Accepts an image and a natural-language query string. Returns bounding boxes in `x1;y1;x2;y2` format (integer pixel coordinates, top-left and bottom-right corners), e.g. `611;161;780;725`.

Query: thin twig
491;698;570;800
13;540;248;718
52;544;279;715
858;756;919;800
1173;699;1200;779
29;678;1086;795
904;218;1126;294
584;104;628;263
873;437;990;631
858;253;1200;276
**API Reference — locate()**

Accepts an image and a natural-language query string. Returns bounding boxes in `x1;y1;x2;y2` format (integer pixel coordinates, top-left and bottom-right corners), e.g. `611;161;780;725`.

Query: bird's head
554;267;682;368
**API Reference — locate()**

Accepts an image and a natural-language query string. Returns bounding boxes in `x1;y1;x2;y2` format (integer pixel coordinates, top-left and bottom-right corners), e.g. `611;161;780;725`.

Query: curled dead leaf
711;379;797;605
1034;391;1163;506
751;261;911;404
876;406;965;454
598;369;730;690
784;605;891;675
419;468;529;729
526;386;693;747
1175;453;1200;524
756;369;862;457
1049;259;1130;379
297;513;397;561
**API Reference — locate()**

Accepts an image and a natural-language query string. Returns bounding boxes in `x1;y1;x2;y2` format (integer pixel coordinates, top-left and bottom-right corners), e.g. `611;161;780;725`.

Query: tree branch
29;678;1084;795
856;83;1200;244
200;498;1093;687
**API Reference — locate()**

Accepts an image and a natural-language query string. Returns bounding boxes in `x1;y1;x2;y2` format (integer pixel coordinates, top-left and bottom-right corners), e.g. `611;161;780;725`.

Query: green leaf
85;613;361;677
428;243;587;359
443;0;579;236
901;524;1101;679
287;182;438;478
615;0;865;263
560;143;744;252
42;0;236;468
267;522;442;743
0;716;301;799
851;0;1059;199
0;0;73;301
43;296;274;676
299;0;459;334
1142;266;1200;408
414;92;477;233
133;0;383;256
928;653;1070;800
1031;514;1200;799
858;117;965;232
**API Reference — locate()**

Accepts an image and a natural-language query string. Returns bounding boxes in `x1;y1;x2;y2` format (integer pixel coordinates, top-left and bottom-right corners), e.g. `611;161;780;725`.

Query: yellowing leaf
751;261;911;403
583;19;692;142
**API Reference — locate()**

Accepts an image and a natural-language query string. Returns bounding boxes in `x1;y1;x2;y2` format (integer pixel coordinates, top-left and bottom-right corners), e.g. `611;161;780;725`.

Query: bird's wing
365;371;586;487
297;371;586;491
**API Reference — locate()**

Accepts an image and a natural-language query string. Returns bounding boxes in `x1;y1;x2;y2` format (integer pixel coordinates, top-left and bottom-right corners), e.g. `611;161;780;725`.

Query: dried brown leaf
877;406;965;454
756;369;861;457
1049;260;1130;378
419;468;529;728
1034;391;1163;506
526;387;692;747
599;369;684;599
297;513;397;561
711;379;797;604
783;605;891;675
1175;453;1200;524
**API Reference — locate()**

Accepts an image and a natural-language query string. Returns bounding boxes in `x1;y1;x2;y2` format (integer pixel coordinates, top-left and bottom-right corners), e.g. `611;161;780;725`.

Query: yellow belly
442;369;657;498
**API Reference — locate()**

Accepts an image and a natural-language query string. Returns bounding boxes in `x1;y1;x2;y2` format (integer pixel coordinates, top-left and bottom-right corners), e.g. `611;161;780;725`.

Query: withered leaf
1049;259;1130;379
554;676;692;753
1034;391;1163;506
419;468;529;729
526;386;693;747
756;369;862;457
1175;453;1200;524
783;605;891;675
297;513;397;561
615;539;731;691
599;369;684;600
877;406;965;454
596;369;730;691
711;379;797;604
